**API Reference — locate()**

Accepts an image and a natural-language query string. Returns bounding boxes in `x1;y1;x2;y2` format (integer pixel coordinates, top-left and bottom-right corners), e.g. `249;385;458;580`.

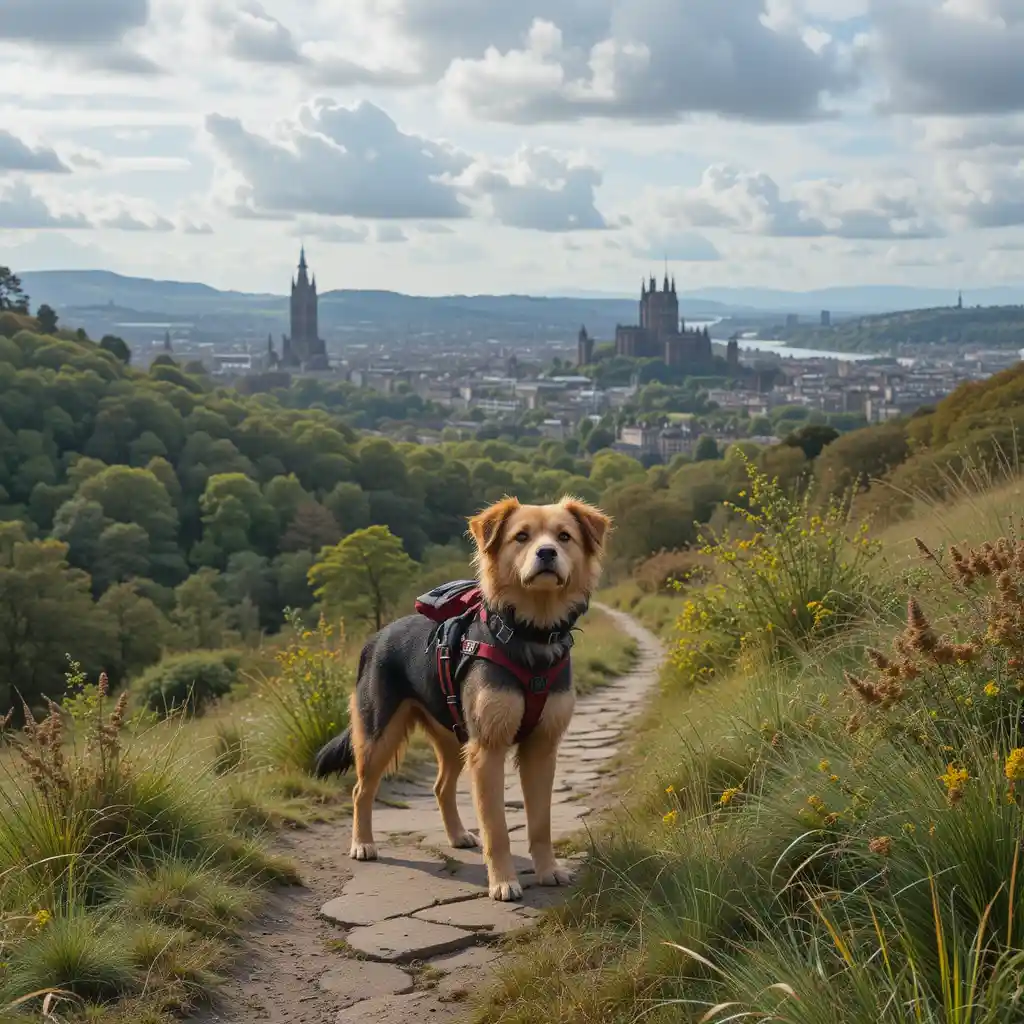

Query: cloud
937;159;1024;229
665;164;940;239
0;180;91;229
375;224;408;243
923;117;1024;152
181;218;214;234
872;0;1024;116
99;209;175;231
0;0;159;73
293;219;370;244
628;231;722;262
439;4;854;124
0;131;70;173
207;0;304;65
452;147;608;232
205;99;471;220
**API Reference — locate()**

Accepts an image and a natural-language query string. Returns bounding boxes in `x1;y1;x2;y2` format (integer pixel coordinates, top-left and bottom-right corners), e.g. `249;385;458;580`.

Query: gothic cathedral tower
284;246;328;369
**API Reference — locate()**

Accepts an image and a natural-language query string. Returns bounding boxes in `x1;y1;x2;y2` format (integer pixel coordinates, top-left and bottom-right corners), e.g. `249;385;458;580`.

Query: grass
472;465;1024;1024
571;608;639;696
0;590;641;1021
598;581;682;641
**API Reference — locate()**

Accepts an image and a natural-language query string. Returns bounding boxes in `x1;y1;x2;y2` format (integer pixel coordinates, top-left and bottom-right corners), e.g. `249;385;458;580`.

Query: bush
134;651;241;717
668;457;880;688
256;613;353;774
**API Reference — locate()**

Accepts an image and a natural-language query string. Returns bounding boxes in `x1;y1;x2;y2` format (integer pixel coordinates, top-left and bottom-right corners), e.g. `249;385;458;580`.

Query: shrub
668;457;880;688
134;651;241;717
256;613;353;774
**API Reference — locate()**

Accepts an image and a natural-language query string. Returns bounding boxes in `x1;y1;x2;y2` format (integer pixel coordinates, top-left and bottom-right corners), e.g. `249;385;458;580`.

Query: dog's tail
314;728;354;777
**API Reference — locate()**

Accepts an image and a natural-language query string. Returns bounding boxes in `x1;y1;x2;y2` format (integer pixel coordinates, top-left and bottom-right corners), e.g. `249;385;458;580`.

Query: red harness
416;581;570;745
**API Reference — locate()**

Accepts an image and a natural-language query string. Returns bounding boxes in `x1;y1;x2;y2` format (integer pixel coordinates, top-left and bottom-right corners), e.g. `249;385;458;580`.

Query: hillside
775;303;1024;353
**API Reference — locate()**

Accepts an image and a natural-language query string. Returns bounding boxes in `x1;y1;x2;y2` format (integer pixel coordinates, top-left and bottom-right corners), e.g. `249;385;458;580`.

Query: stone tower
577;325;594;367
284;246;327;369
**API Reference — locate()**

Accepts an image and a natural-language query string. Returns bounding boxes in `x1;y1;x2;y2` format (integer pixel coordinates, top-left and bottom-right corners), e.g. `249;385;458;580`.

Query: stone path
194;605;662;1024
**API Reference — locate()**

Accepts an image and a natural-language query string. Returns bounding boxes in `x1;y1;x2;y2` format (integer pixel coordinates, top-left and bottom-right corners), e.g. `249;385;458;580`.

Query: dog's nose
536;546;558;563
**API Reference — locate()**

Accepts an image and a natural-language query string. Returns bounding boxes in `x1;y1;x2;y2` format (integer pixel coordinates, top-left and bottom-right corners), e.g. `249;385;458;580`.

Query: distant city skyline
3;1;1024;296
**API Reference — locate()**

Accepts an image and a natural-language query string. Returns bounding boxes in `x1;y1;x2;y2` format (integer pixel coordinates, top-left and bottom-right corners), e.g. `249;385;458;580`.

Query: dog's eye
514;531;529;543
558;531;572;543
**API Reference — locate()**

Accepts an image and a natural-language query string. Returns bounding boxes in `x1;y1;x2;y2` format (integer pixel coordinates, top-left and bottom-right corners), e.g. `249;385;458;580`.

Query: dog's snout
536;546;558;563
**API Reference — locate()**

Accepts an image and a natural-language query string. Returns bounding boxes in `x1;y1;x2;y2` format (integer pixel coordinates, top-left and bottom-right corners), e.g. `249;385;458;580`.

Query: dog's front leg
468;740;521;901
519;726;573;887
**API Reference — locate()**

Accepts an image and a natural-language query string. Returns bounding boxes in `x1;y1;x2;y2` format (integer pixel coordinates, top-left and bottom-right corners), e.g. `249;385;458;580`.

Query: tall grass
474;468;1024;1024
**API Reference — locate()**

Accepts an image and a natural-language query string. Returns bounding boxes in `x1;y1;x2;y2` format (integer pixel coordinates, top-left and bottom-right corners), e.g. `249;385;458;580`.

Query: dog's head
468;496;612;626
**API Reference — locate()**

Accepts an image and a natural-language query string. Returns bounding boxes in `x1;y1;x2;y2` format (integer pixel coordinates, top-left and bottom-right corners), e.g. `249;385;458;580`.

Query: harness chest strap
434;636;569;744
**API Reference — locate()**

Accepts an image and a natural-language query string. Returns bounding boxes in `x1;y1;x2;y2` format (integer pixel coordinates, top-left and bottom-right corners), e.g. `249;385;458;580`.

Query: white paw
489;880;523;902
450;831;480;849
535;865;574;887
350;842;378;861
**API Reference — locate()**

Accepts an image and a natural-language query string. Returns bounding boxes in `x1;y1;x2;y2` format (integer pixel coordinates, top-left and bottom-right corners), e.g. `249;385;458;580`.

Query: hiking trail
194;605;663;1023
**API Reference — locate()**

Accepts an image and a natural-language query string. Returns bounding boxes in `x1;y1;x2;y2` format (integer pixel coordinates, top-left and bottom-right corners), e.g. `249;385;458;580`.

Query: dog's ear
469;497;520;554
562;497;613;555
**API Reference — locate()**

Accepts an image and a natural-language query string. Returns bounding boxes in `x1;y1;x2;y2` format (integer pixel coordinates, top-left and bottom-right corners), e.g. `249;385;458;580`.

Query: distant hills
20;270;1024;321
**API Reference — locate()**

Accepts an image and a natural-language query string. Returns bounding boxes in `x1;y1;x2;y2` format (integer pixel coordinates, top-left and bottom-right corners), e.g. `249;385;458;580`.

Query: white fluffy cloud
664;165;940;240
0;132;70;173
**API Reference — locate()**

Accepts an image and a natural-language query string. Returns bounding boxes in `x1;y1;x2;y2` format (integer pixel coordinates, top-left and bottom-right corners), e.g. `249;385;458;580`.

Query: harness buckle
461;639;479;656
438;644;451;661
529;676;548;694
446;695;459;705
493;616;515;644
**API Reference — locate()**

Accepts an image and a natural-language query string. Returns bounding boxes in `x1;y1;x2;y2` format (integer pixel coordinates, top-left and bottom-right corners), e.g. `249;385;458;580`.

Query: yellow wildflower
663;809;678;826
1005;748;1024;782
33;909;51;928
665;785;675;795
984;681;1000;698
818;759;831;773
720;786;741;807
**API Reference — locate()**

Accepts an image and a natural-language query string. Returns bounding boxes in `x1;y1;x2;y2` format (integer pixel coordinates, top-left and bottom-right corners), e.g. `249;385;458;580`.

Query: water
687;319;880;363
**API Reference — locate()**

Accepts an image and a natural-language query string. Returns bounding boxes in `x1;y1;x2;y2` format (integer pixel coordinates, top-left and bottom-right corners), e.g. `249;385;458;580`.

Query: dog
313;495;612;901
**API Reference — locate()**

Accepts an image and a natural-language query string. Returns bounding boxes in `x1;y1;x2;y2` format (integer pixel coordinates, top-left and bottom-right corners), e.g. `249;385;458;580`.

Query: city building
577;326;594;367
611;275;713;368
282;247;328;370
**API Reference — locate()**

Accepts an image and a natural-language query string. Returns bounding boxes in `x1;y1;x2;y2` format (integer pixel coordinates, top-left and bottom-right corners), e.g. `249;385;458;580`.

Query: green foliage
310;524;418;632
257;612;353;774
134;650;240;717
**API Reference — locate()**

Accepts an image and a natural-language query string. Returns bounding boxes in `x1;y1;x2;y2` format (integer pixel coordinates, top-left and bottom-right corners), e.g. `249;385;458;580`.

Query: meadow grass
474;466;1024;1024
0;595;639;1021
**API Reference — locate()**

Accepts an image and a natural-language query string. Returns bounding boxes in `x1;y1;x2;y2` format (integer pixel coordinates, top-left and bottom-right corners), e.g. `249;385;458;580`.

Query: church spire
299;245;307;273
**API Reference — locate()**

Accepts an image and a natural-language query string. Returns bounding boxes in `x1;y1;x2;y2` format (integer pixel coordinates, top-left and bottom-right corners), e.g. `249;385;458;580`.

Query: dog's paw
535;864;574;887
449;830;480;850
350;842;378;861
489;880;523;902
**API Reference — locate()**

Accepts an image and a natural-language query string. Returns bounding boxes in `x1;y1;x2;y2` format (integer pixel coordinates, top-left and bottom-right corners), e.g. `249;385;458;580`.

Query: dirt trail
193;605;663;1024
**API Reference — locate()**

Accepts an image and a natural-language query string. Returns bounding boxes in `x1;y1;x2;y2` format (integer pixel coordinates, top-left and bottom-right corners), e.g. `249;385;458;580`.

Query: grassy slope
0;602;638;1022
473;478;1024;1024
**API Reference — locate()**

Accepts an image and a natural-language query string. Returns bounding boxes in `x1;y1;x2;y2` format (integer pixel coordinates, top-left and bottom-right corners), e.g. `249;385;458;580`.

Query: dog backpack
414;579;483;622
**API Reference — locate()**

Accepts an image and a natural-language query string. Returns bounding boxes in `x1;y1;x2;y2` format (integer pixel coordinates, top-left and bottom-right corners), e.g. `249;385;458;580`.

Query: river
688;319;881;363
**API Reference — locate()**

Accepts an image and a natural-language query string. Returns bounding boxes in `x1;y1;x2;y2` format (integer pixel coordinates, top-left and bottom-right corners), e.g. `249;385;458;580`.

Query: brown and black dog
314;496;612;901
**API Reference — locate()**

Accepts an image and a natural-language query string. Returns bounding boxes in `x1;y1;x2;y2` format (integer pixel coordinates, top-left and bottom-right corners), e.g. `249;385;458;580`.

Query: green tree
0;522;112;712
310;525;417;632
96;581;167;681
0;267;28;314
694;435;720;462
99;334;131;364
171;567;227;650
36;304;58;335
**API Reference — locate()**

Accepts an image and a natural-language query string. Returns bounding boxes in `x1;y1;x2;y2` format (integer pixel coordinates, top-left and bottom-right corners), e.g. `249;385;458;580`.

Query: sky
3;0;1024;297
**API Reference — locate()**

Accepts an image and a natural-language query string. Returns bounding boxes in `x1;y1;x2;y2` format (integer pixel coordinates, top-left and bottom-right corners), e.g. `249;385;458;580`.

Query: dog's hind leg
419;714;479;849
350;698;417;861
518;690;575;887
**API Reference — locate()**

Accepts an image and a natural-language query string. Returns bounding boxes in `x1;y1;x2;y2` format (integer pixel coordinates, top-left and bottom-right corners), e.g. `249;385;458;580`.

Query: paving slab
344;917;477;963
412;898;535;935
318;961;414;1007
320;863;485;926
334;991;462;1023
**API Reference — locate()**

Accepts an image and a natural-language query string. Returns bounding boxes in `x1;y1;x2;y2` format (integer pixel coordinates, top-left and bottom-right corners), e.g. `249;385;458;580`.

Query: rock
318;962;414;1007
334;991;461;1023
320;862;486;926
344;917;477;963
412;898;534;935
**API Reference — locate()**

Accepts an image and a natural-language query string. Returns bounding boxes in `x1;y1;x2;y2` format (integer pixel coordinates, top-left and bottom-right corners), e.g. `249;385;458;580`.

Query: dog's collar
480;600;588;647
